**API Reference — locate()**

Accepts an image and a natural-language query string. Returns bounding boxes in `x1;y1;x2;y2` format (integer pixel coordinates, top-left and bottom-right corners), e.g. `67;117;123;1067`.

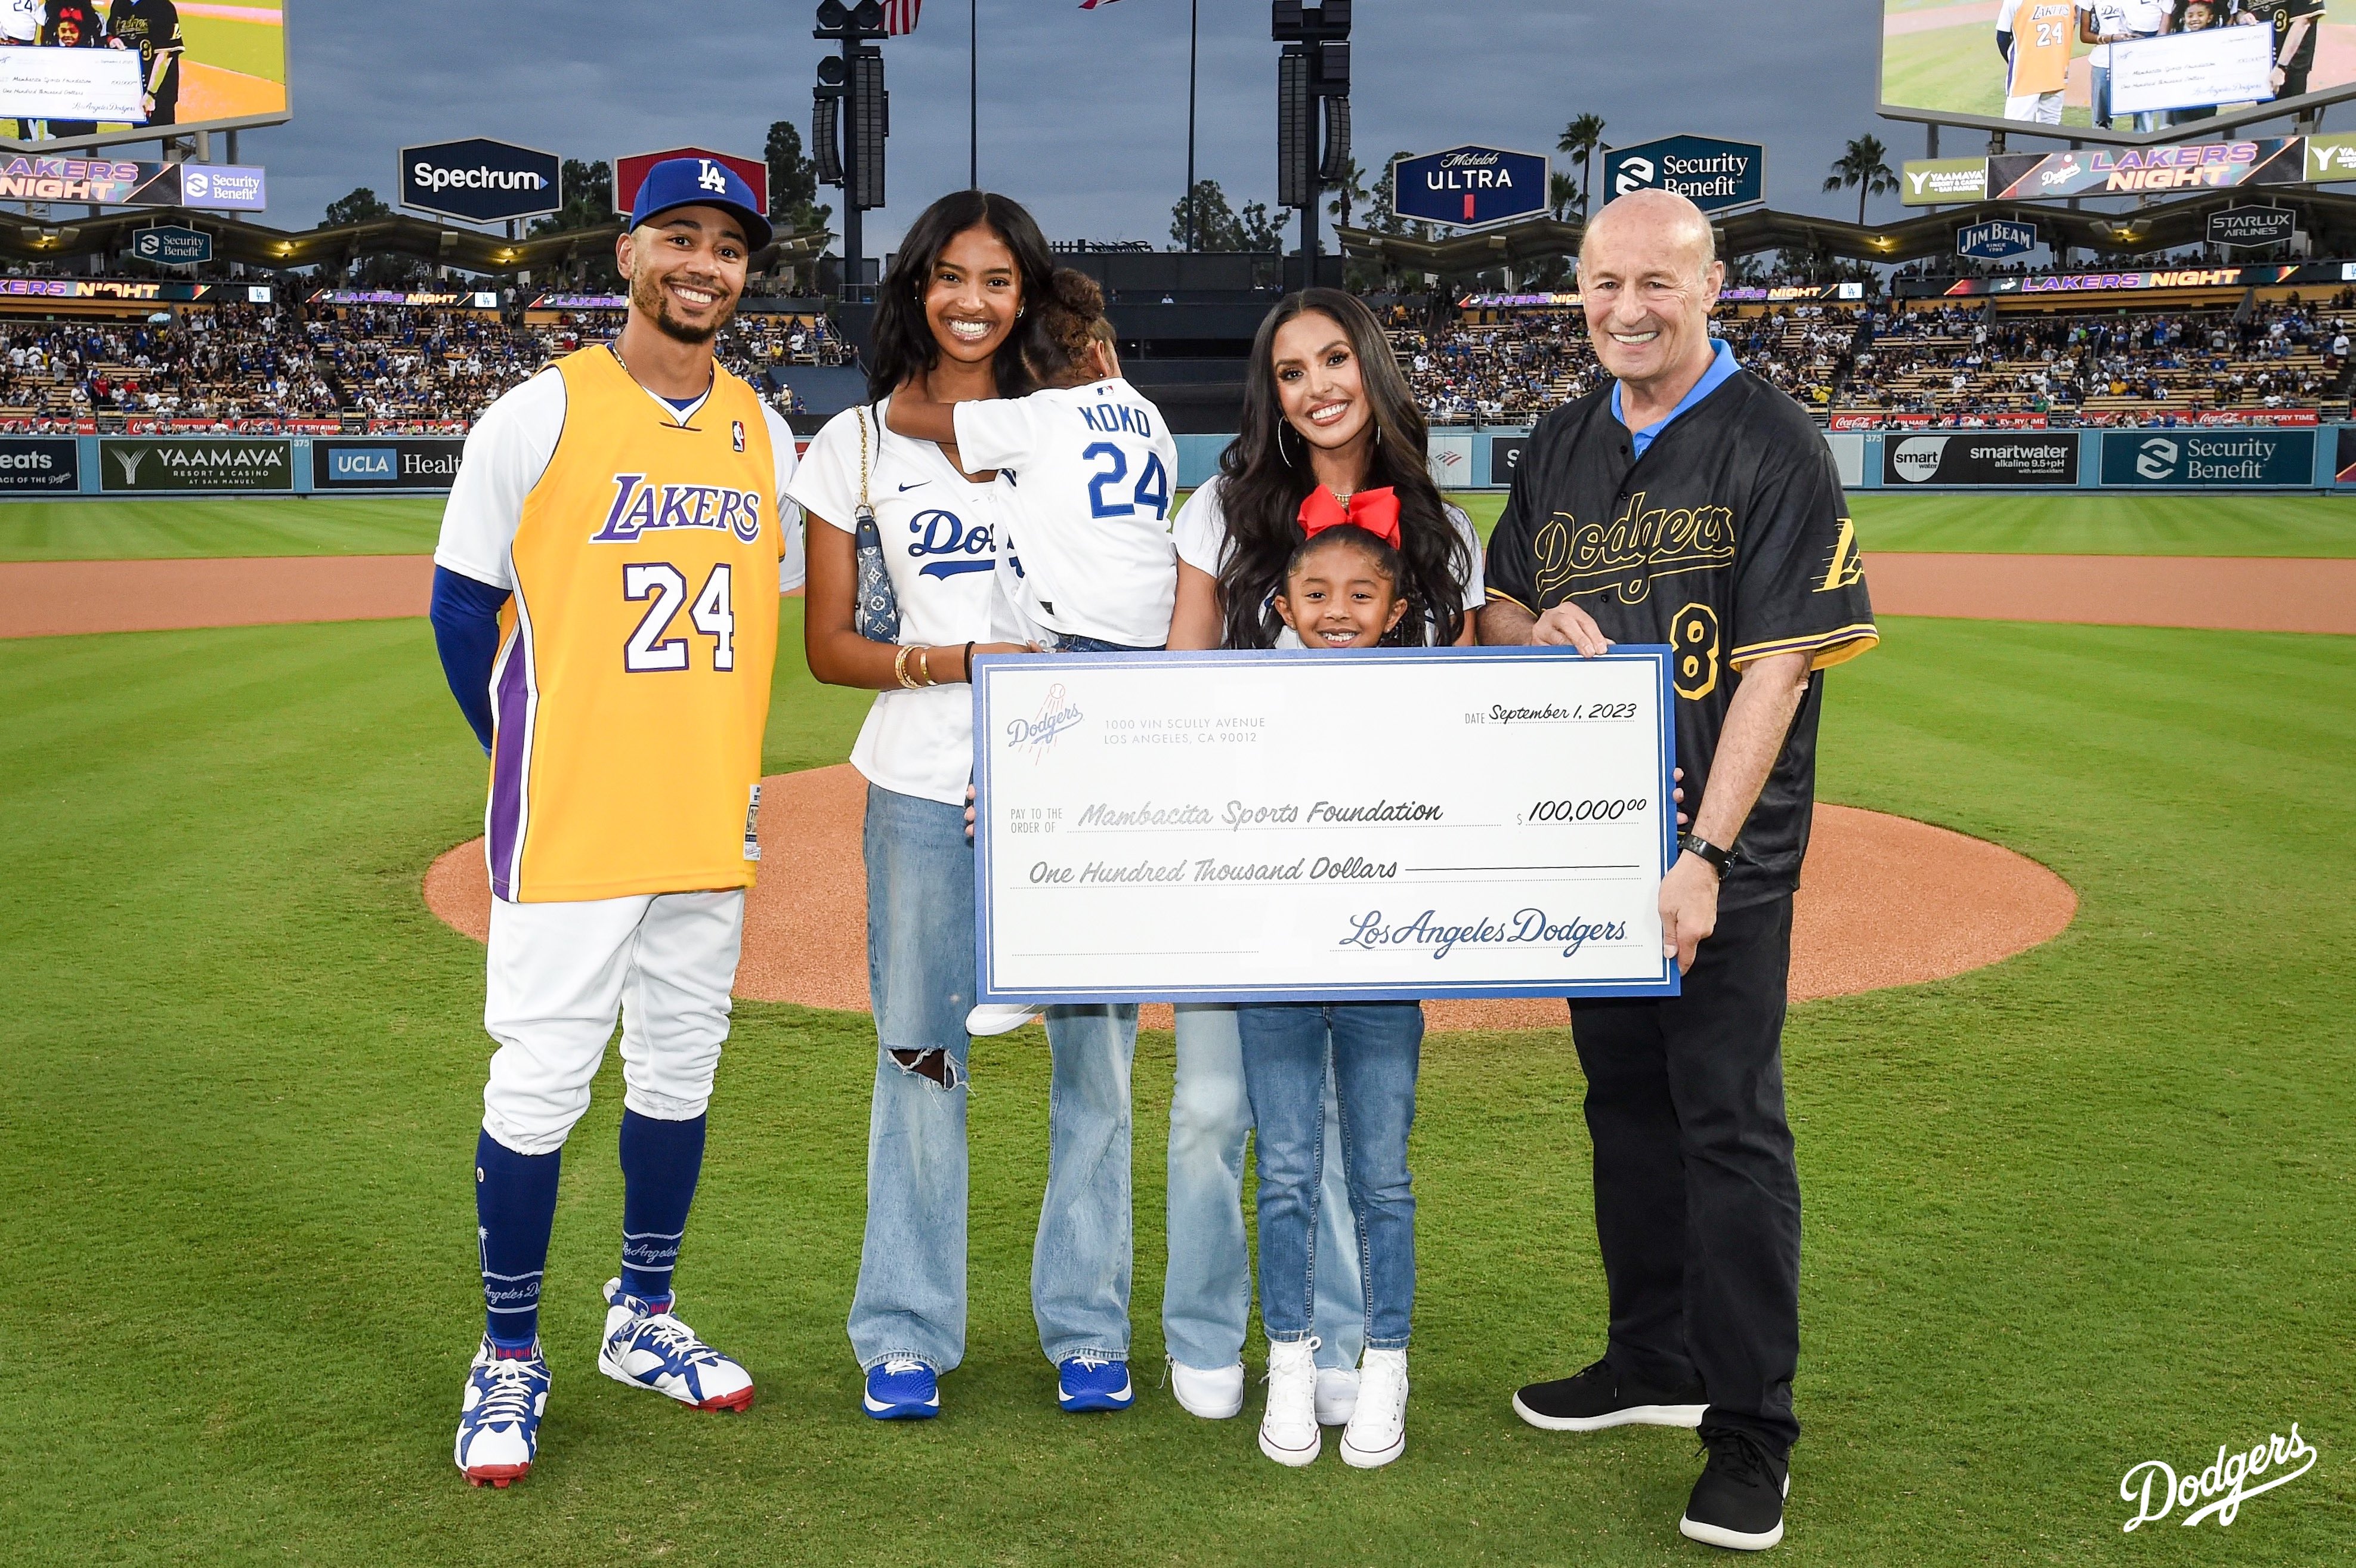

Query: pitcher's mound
423;764;2076;1031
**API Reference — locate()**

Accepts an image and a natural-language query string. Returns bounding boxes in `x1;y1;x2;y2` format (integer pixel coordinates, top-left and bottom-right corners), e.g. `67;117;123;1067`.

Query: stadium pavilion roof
0;209;829;276
1338;187;2356;274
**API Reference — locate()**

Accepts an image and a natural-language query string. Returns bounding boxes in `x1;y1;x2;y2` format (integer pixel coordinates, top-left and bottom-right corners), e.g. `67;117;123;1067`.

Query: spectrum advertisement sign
2099;429;2314;487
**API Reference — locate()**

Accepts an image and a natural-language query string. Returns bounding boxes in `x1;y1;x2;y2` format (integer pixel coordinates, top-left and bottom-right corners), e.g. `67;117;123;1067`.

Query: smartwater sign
400;139;562;225
99;438;292;493
1601;135;1764;214
0;436;78;491
1390;146;1550;228
2100;429;2313;486
311;438;465;492
1883;433;2075;486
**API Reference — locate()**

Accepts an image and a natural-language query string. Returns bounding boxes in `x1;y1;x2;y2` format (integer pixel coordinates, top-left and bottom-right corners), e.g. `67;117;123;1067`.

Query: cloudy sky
233;0;2301;254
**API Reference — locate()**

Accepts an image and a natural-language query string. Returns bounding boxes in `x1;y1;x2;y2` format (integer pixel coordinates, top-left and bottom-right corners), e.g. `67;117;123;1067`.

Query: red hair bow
1297;485;1402;549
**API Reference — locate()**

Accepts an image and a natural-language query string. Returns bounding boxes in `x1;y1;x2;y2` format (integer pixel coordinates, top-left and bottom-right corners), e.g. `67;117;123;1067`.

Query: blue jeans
1163;1005;1365;1372
846;783;1137;1372
1236;1003;1421;1351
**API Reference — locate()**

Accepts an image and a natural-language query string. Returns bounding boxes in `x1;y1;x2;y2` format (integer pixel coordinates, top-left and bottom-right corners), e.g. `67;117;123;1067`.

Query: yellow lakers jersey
2009;1;2076;94
487;346;783;902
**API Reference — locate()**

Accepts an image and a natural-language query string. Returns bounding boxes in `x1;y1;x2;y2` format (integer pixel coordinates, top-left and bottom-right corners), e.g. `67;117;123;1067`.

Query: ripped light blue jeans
846;783;1136;1374
1162;1003;1365;1372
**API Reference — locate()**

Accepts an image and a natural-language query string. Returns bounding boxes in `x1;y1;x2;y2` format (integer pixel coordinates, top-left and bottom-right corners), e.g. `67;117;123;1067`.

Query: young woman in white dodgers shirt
1159;288;1483;1427
789;191;1146;1421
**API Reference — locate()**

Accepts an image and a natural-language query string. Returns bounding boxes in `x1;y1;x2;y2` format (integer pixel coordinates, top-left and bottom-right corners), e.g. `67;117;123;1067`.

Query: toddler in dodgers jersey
886;268;1177;653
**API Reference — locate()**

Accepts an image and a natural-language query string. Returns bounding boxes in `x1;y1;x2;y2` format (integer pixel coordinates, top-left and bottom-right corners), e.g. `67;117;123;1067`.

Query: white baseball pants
480;890;746;1156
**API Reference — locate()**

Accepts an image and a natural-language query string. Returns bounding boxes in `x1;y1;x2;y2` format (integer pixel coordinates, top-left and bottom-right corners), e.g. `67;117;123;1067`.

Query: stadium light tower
814;0;890;298
1272;0;1351;280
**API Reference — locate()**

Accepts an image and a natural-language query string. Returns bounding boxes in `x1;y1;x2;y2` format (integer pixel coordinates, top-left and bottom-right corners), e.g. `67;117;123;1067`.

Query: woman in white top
787;190;1144;1421
1160;288;1484;1424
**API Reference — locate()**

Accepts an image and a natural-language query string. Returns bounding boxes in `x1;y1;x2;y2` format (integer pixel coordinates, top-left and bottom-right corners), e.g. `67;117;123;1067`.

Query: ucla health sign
1602;135;1765;214
1390;146;1550;228
311;438;465;492
2100;429;2312;486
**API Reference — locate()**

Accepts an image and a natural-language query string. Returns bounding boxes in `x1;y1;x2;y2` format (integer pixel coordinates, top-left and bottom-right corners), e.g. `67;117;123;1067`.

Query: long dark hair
866;190;1055;402
1215;288;1470;650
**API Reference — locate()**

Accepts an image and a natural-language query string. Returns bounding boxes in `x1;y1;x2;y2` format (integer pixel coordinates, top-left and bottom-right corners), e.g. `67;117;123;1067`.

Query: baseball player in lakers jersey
428;158;798;1486
1997;0;2077;123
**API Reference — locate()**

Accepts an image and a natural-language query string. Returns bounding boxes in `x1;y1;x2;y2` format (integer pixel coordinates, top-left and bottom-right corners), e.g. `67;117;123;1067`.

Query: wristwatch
1678;833;1732;877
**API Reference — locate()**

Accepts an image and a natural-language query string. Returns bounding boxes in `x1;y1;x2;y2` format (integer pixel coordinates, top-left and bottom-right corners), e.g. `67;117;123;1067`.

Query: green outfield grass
4;493;2352;565
1;603;2348;1564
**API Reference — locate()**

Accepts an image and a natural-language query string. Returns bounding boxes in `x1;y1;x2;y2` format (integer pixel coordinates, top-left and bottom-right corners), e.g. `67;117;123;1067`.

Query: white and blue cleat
598;1278;756;1411
864;1356;942;1419
1056;1354;1135;1412
455;1337;549;1488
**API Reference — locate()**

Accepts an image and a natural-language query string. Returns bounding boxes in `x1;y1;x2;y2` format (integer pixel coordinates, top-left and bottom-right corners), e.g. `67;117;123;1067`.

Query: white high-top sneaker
1258;1336;1322;1467
1340;1347;1408;1468
1315;1365;1361;1425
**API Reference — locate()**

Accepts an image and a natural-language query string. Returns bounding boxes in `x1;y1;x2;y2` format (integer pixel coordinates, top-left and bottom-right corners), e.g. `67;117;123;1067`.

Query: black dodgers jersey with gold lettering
1485;369;1877;910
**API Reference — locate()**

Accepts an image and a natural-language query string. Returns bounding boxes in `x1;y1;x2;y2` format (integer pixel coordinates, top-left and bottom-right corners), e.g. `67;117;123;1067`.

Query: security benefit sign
1603;135;1765;214
310;438;465;492
131;224;212;265
1884;432;2076;486
1390;146;1550;228
99;438;292;494
0;435;78;491
2100;429;2314;487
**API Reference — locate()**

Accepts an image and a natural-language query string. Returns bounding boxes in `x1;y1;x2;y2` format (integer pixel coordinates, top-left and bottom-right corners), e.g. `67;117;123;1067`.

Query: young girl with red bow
1162;289;1482;1465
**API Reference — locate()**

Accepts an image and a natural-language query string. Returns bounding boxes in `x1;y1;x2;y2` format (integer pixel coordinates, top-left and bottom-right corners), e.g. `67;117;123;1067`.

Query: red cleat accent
695;1385;755;1412
466;1464;531;1487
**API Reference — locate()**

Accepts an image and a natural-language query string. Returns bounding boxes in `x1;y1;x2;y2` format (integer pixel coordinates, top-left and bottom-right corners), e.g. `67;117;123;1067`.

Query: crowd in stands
0;298;855;434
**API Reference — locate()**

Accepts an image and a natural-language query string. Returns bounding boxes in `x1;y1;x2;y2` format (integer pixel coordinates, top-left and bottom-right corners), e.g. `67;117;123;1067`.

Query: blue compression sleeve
429;566;511;754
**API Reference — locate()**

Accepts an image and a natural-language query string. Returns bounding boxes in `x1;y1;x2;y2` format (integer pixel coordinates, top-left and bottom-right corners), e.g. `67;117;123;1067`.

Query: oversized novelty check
973;646;1679;1004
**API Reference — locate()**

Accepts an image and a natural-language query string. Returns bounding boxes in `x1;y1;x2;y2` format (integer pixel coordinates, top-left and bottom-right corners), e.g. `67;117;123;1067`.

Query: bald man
1480;190;1877;1552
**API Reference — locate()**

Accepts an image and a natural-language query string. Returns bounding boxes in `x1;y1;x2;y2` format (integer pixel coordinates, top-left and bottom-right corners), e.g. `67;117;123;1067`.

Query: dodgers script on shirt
972;648;1681;1004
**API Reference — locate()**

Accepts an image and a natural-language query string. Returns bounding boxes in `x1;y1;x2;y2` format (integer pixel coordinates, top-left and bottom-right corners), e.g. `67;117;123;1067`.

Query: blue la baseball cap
628;157;773;252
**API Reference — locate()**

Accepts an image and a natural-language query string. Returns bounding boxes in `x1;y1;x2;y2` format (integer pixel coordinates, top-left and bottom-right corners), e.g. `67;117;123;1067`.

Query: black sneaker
1510;1357;1708;1433
1678;1431;1790;1551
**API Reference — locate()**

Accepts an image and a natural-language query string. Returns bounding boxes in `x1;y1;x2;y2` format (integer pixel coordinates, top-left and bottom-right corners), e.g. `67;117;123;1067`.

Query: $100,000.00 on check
973;646;1679;1004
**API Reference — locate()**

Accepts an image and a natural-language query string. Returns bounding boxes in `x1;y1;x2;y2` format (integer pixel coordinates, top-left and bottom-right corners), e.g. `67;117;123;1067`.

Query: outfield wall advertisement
98;437;292;494
2098;429;2315;486
1884;432;2077;485
0;435;79;491
310;438;464;493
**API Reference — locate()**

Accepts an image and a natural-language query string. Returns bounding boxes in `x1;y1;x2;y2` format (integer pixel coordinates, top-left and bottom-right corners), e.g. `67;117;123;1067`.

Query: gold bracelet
917;645;935;686
894;644;919;689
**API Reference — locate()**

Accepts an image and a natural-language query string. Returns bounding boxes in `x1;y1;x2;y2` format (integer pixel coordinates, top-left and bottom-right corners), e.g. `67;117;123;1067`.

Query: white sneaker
597;1279;755;1411
1340;1348;1408;1469
1315;1365;1361;1426
965;1003;1045;1037
1169;1358;1245;1419
1259;1336;1322;1467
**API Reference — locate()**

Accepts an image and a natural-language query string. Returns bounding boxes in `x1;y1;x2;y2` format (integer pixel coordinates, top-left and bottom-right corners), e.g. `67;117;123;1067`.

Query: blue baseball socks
617;1109;707;1308
475;1130;561;1356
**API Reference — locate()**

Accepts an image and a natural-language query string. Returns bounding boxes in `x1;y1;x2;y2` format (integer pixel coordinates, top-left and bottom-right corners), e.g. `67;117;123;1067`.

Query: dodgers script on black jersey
1485;370;1876;911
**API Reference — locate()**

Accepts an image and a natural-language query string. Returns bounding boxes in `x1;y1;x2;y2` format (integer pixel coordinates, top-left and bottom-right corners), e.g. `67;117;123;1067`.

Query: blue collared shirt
1610;337;1739;459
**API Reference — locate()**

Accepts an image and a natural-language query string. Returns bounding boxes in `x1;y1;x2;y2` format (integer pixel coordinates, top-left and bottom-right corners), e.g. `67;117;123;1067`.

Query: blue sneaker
863;1356;941;1419
1056;1354;1135;1412
454;1336;549;1487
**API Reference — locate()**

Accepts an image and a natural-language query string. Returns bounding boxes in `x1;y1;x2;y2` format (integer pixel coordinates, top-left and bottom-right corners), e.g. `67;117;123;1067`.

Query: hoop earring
1277;421;1296;465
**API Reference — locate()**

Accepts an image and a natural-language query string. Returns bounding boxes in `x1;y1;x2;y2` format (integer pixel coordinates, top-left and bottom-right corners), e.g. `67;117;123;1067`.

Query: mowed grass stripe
0;614;2349;1563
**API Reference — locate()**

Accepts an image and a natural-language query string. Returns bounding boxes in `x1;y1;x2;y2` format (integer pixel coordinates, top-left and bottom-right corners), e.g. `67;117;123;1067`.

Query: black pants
1569;893;1800;1455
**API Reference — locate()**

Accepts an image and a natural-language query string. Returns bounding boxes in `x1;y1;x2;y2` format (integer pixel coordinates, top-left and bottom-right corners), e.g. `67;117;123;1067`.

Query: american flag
883;0;921;33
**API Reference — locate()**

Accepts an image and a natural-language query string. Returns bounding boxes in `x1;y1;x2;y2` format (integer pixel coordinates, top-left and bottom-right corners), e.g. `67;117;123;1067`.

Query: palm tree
1548;171;1580;222
1823;135;1898;226
1325;156;1370;231
1558;112;1606;218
